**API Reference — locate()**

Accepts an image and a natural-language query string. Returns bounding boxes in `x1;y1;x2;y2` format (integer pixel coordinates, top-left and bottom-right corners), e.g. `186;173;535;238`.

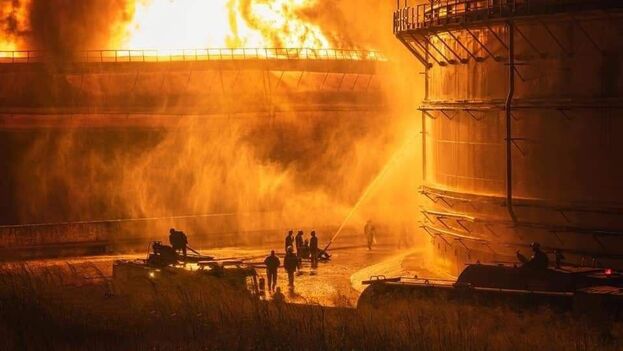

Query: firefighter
309;230;319;269
263;250;281;293
517;242;549;270
364;220;376;250
169;228;188;258
295;230;304;254
295;230;304;273
285;230;294;253
283;246;299;288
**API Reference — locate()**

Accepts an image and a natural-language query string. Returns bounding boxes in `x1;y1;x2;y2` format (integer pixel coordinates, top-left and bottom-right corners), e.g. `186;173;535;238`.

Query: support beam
463;26;499;60
446;30;481;62
572;16;602;53
539;20;571;56
515;24;546;59
505;21;518;223
411;35;447;66
432;32;466;64
397;36;432;68
421;35;454;64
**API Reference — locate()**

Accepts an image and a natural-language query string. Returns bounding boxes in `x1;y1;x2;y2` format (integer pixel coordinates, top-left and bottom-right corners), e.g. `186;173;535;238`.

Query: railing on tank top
393;0;619;33
0;48;386;64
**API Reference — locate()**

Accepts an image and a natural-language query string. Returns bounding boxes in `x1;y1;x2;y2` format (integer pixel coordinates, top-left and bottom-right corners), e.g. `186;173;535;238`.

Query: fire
0;0;30;55
122;0;332;51
1;0;334;57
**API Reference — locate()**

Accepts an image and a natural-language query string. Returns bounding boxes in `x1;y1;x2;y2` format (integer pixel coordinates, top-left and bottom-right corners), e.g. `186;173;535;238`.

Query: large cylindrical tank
0;49;391;258
395;1;623;272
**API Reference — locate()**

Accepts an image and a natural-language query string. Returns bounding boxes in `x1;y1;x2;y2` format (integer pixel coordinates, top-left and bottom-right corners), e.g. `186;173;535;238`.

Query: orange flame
0;0;30;55
122;0;332;51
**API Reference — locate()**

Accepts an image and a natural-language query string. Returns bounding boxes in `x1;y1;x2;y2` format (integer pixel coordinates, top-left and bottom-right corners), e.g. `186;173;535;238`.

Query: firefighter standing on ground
284;246;299;288
169;228;188;258
364;220;376;250
284;230;294;253
309;231;319;269
295;230;304;273
263;250;281;293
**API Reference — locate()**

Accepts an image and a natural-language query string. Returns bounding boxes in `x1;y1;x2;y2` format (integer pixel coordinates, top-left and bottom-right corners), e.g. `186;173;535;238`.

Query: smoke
28;0;133;53
1;0;403;53
12;109;410;224
0;0;29;50
2;0;426;246
0;0;134;54
295;0;386;50
1;0;23;36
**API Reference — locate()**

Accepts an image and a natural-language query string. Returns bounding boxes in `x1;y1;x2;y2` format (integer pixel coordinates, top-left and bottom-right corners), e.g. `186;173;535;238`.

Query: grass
0;263;622;350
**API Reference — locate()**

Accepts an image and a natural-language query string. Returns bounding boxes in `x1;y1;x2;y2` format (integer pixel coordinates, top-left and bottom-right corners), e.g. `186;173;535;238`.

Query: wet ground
7;242;455;306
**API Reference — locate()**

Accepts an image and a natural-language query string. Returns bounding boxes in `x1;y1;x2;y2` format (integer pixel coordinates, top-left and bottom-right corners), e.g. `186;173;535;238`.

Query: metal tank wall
0;57;391;258
0;60;385;114
397;2;623;272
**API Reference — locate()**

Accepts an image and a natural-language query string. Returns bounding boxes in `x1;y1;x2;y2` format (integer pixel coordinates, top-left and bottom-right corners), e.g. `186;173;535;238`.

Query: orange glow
0;0;30;56
122;0;332;51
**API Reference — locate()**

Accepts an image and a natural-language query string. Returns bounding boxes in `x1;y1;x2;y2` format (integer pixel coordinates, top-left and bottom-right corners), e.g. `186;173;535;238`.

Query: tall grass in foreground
0;263;621;351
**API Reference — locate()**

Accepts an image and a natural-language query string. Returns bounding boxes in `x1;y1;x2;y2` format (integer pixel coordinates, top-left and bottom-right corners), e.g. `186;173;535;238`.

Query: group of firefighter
167;225;557;302
263;230;323;293
167;227;324;292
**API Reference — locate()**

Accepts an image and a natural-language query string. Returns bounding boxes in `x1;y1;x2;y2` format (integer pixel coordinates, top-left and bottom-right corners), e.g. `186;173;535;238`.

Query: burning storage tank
394;0;623;271
0;48;391;258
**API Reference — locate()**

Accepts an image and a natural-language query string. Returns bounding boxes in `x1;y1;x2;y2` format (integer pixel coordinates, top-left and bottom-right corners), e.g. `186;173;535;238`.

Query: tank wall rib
427;17;623;102
424;13;623;204
409;9;623;268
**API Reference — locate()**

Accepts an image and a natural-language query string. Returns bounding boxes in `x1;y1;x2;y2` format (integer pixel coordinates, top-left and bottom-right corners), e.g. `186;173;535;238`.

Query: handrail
394;0;623;34
0;48;385;64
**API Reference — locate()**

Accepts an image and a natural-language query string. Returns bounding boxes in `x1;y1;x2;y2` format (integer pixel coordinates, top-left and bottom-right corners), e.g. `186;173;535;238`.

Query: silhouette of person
285;230;294;253
169;228;188;258
364;220;376;250
295;230;304;272
295;230;304;254
517;242;549;269
263;250;281;292
310;231;319;269
284;246;299;288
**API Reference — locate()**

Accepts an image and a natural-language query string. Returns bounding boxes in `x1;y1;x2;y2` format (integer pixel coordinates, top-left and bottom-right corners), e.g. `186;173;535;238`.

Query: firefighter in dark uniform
517;242;549;270
169;228;188;258
364;220;376;250
283;246;299;288
295;230;304;273
285;230;294;253
263;250;281;293
309;230;319;269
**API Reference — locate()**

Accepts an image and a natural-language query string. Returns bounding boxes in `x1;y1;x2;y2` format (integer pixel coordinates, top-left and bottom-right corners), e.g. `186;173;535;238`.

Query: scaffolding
394;0;623;34
394;0;623;67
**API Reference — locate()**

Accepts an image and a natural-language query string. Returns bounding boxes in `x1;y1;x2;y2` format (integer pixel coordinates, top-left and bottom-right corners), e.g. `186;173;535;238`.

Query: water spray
323;135;417;252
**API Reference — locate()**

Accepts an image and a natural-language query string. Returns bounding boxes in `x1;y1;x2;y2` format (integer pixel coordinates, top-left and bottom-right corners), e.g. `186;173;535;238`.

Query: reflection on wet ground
6;243;454;306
